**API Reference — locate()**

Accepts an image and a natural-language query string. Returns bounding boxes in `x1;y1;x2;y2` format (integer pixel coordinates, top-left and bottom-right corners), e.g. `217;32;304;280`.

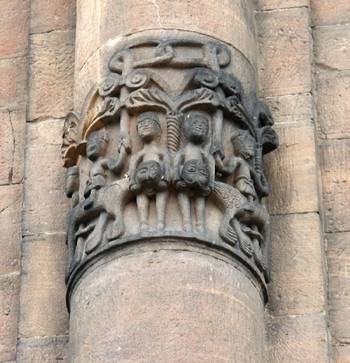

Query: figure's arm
204;152;215;190
105;134;131;175
174;151;184;181
128;152;143;186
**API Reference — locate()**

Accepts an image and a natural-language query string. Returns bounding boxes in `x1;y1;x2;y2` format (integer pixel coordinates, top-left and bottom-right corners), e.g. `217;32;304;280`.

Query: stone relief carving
62;37;278;299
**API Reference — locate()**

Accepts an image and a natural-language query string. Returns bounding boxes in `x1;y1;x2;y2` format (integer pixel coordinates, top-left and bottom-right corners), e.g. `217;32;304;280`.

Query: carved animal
71;177;132;265
211;181;269;251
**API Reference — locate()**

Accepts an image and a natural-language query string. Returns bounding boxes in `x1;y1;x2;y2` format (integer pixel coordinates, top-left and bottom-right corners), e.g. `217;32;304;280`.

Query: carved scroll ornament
62;37;278;305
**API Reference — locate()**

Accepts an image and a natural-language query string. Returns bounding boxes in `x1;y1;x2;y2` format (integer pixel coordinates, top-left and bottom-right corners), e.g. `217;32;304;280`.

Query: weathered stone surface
263;93;313;128
315;72;350;139
0;57;27;110
19;234;68;338
314;25;350;72
17;336;68;363
334;345;350;363
0;185;21;275
69;245;266;362
320;139;350;233
0;274;19;362
23;119;68;237
269;213;326;315
255;0;309;10
267;313;329;363
76;0;257;71
311;0;350;26
327;232;350;342
28;31;74;121
0;109;25;185
0;0;29;59
30;0;76;34
257;7;311;96
265;126;318;214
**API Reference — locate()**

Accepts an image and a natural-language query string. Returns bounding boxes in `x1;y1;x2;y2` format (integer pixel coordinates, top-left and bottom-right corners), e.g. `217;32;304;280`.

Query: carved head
86;129;109;161
136;112;161;142
231;130;255;160
184;112;209;144
135;160;163;189
65;166;80;198
181;159;210;189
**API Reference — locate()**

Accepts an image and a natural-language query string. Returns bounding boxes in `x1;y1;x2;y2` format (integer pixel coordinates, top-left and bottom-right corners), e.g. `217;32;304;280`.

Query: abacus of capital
62;2;278;362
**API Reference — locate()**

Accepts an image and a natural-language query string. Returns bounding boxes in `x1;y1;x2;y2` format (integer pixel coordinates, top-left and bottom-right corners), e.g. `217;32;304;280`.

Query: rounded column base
68;241;266;362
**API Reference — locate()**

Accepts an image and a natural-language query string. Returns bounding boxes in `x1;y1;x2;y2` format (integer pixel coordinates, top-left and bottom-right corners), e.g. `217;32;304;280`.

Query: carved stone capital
62;35;278;308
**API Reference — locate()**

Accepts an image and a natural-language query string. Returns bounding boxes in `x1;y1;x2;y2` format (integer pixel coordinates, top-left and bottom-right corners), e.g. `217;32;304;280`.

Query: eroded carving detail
62;37;278;301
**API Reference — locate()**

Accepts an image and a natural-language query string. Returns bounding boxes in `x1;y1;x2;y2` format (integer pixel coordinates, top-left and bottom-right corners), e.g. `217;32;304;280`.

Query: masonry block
320;139;350;233
0;274;20;362
0;0;29;59
311;0;350;26
264;126;318;215
327;232;350;342
263;93;313;128
23;119;68;237
28;31;74;121
0;109;26;185
17;336;68;363
256;0;309;11
30;0;76;34
0;57;27;110
267;313;329;363
0;185;21;275
257;7;311;96
314;25;350;72
315;71;350;139
19;235;68;338
269;213;325;316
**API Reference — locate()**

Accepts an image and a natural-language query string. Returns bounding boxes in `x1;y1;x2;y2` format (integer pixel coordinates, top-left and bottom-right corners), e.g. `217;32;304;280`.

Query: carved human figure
175;111;215;234
217;130;257;202
216;130;267;259
129;112;170;233
81;129;111;254
83;129;109;208
65;166;80;280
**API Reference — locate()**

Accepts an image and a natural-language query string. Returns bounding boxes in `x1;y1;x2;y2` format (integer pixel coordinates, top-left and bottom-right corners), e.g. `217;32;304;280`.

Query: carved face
181;159;210;188
231;131;255;160
184;112;209;143
136;113;161;141
135;161;162;187
86;130;108;161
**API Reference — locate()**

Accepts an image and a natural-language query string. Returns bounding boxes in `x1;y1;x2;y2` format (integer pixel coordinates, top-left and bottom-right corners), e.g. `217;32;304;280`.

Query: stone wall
0;0;348;361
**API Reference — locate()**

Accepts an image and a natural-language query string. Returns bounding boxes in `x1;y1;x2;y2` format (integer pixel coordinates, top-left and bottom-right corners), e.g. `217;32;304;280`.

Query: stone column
63;1;278;362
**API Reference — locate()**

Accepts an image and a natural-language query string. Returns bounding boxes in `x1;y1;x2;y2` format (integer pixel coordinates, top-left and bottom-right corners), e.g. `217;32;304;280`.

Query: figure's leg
136;194;150;233
85;212;109;254
155;191;168;231
194;197;206;234
177;192;192;232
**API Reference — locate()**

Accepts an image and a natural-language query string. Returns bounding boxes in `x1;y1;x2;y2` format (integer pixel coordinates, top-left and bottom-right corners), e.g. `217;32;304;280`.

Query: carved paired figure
129;112;170;233
175;111;215;234
215;129;268;267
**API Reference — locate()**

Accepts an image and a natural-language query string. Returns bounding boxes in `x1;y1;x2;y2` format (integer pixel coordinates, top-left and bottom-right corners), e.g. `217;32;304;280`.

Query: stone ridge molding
62;36;278;308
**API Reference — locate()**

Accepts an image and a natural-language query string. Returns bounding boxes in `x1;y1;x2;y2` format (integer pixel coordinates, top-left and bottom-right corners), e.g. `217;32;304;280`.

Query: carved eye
138;168;147;174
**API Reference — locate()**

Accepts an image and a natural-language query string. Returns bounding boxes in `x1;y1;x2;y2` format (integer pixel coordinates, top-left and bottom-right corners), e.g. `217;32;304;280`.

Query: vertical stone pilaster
64;1;278;362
